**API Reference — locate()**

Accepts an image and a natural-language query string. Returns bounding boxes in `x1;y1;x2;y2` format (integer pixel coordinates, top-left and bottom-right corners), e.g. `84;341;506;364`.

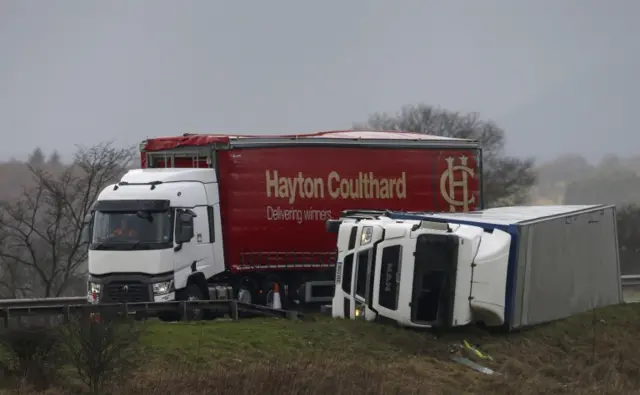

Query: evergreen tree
48;150;62;166
27;147;45;167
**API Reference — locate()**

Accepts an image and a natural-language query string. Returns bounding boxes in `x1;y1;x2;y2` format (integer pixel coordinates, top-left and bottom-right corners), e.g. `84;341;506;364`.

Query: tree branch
0;142;135;297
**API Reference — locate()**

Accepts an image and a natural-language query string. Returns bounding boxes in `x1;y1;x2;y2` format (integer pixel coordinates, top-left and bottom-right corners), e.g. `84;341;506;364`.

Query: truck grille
102;282;151;303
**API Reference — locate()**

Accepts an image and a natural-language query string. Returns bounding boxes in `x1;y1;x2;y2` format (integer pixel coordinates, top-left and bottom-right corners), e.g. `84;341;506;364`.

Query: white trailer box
408;204;623;330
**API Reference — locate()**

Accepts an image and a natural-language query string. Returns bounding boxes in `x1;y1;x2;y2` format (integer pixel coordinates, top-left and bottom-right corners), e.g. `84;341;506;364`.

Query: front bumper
154;292;175;302
87;272;175;304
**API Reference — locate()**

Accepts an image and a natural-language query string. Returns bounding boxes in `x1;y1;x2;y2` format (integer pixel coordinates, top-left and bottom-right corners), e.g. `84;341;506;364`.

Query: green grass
132;303;640;394
141;303;640;362
4;304;640;394
140;314;441;363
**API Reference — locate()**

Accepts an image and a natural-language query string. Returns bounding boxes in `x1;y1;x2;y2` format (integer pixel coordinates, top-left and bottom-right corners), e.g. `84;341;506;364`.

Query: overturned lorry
326;205;622;330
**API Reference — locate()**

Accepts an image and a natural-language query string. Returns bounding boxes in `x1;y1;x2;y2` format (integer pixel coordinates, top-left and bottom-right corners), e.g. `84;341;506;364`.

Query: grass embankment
6;304;640;394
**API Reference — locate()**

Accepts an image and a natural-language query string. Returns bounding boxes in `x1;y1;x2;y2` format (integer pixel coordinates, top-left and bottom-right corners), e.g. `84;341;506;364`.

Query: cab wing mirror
179;212;193;223
80;213;94;245
326;219;343;234
175;209;196;245
177;226;194;244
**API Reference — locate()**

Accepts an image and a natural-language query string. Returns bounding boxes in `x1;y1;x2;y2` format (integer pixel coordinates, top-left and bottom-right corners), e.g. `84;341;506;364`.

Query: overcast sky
1;0;638;163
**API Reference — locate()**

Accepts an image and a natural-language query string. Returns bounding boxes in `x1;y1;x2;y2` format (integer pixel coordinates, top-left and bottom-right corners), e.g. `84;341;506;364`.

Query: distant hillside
499;58;640;163
0;149;66;201
532;153;640;206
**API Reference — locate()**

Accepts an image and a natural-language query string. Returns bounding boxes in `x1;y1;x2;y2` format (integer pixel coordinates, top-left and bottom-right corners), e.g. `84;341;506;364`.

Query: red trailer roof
141;129;478;152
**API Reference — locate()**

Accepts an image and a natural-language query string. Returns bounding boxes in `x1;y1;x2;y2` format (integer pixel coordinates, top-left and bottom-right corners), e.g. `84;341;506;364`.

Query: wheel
203;292;223;321
236;277;258;318
236;277;258;304
178;284;205;321
263;279;289;310
237;286;253;304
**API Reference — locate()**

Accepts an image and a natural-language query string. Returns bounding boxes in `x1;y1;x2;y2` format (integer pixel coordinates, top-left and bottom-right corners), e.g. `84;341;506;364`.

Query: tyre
236;278;258;318
237;286;253;303
263;279;289;310
178;284;205;321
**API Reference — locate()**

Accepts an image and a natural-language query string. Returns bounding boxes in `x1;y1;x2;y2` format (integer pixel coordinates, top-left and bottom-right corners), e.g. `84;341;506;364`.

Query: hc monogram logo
440;156;476;212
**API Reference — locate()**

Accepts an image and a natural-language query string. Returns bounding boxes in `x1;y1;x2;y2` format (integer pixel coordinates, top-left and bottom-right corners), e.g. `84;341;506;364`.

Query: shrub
58;312;142;394
0;326;62;389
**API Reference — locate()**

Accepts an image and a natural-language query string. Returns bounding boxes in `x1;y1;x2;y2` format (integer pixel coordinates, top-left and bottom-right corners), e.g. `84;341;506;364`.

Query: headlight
153;280;174;295
88;282;101;294
360;226;373;245
87;282;101;304
354;304;365;319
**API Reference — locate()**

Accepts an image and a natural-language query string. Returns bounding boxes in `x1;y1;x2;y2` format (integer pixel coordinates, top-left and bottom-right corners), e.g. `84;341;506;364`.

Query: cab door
332;251;355;318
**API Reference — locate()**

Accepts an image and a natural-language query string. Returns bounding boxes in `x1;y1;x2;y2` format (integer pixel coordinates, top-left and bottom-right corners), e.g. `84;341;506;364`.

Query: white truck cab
327;211;511;328
83;168;231;320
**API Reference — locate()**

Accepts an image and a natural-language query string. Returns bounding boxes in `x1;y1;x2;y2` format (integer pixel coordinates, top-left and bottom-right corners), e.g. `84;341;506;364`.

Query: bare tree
0;227;31;298
356;104;537;206
0;142;135;298
60;314;141;394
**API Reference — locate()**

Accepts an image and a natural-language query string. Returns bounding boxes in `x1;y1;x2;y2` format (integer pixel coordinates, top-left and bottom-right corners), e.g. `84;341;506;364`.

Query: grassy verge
3;303;640;394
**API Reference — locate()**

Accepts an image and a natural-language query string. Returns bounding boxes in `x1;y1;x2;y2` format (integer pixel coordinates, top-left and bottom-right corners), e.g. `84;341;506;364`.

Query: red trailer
138;130;483;306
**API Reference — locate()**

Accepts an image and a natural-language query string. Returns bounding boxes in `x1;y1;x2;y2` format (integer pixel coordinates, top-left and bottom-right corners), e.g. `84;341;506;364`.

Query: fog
1;0;638;163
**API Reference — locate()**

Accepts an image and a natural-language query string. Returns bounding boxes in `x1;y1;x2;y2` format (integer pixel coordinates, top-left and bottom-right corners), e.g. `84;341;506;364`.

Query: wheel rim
238;288;252;304
265;290;274;308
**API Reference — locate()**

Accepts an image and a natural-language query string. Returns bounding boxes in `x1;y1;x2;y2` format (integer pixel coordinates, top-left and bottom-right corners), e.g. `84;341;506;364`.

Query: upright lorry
327;205;622;330
84;130;483;319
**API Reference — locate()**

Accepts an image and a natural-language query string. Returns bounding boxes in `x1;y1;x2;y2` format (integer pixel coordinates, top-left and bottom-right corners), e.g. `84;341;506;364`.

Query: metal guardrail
621;275;640;287
0;297;87;308
0;299;301;328
0;274;637;320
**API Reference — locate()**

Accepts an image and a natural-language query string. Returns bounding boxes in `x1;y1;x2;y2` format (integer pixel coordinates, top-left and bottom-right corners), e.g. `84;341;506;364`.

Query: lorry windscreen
90;210;174;251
